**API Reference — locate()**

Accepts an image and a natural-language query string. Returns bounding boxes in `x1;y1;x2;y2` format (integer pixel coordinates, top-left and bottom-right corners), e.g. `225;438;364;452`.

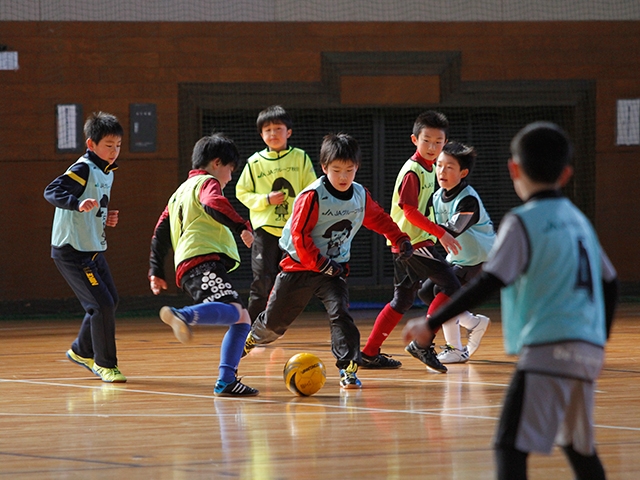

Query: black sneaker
405;341;448;373
360;351;402;369
214;378;259;397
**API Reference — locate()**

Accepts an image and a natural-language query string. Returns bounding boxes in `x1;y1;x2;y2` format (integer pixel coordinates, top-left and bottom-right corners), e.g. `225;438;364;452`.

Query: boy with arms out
403;122;618;480
44;111;126;383
429;141;495;363
360;110;462;373
236;105;317;321
244;133;413;389
149;133;258;397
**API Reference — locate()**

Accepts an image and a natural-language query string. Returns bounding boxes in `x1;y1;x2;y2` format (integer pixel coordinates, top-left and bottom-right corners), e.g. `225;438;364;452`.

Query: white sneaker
437;344;470;364
159;306;192;344
466;314;490;356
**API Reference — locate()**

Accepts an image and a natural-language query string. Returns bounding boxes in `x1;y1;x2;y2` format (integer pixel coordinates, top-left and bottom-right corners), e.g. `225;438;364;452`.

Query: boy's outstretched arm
402;271;504;344
397;172;460;254
200;178;252;235
438;195;481;238
361;190;412;257
404;205;461;255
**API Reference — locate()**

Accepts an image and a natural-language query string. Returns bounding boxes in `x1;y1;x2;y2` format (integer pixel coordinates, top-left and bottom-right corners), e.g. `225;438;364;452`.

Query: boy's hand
241;229;254;248
319;258;343;277
267;191;286;205
106;210;119;227
398;239;414;260
439;232;461;256
149;276;168;296
78;198;99;212
402;317;434;346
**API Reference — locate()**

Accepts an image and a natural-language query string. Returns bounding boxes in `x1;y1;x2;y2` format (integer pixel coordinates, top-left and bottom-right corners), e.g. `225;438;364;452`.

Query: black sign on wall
130;103;157;152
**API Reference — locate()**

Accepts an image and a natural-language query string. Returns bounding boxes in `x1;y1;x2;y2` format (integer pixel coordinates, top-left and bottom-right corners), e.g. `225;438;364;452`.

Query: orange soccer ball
283;353;326;396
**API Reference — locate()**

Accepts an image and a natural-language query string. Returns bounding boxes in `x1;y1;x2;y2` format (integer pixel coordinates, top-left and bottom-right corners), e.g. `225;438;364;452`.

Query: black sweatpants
54;250;119;368
251;270;360;369
390;246;461;313
247;228;283;321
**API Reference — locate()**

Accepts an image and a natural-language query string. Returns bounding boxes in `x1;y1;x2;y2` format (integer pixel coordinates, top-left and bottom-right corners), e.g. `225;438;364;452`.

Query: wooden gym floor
1;304;639;479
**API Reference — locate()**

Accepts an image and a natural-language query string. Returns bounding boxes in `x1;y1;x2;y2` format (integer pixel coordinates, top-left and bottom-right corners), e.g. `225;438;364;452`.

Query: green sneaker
66;349;94;372
92;364;127;383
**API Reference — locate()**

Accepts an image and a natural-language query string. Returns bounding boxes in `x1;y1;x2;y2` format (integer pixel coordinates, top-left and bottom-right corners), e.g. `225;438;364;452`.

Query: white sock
457;311;477;330
441;317;463;350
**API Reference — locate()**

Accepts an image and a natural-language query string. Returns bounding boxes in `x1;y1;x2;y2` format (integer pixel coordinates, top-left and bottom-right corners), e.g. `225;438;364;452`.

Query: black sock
562;445;606;480
495;446;528;480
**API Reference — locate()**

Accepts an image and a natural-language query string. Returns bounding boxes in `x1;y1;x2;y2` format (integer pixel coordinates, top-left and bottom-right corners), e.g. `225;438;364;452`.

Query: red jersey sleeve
200;177;251;233
286;189;326;271
398;172;445;239
362;189;410;247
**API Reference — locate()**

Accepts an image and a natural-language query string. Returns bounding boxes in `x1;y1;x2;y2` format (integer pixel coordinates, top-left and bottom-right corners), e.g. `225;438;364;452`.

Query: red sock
426;292;450;334
362;303;403;357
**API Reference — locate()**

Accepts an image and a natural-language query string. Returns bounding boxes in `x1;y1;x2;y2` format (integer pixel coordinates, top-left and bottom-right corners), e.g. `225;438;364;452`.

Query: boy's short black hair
442;141;477;174
319;133;361;169
256;105;293;133
192;133;240;170
510;121;573;184
412;110;449;139
83;112;123;144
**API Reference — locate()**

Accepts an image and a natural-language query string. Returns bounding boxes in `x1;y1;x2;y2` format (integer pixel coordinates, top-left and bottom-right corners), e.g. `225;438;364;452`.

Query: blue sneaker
159;306;192;344
214;378;259;397
339;361;362;389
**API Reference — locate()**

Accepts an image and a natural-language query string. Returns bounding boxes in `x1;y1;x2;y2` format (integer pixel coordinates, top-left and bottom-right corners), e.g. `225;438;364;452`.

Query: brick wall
1;21;638;302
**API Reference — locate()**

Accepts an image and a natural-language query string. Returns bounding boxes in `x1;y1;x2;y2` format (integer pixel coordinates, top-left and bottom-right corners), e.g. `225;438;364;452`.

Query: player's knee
390;297;412;313
231;303;250;325
440;283;460;297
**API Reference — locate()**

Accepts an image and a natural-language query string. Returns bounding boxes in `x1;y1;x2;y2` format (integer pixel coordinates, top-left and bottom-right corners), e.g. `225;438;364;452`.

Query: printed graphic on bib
272;178;296;222
322;219;353;259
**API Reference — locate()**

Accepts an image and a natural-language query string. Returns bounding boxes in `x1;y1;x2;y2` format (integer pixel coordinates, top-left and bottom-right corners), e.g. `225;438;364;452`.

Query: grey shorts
495;369;597;456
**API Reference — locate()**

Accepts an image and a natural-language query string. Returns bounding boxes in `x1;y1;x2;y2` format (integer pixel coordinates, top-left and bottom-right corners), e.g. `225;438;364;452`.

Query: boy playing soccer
360;110;462;373
429;141;495;363
44;111;126;383
149;133;259;397
403;122;618;480
236;105;317;321
243;133;412;389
